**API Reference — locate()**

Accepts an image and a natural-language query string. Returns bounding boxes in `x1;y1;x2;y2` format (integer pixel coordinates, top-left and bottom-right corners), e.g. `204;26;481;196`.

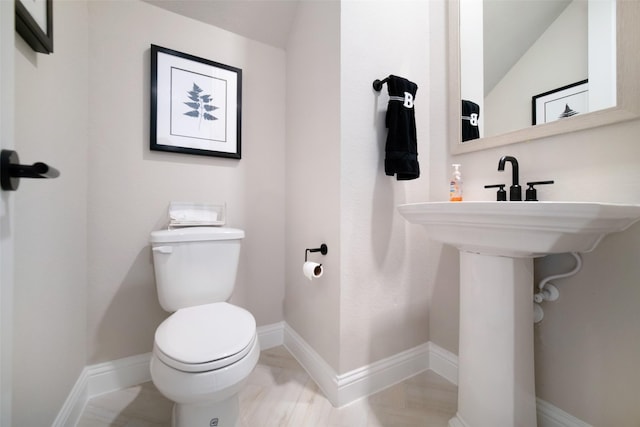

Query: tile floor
77;346;457;427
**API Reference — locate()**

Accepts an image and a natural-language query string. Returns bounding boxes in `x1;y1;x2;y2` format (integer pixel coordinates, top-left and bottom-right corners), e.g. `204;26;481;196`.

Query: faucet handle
484;184;507;201
525;180;555;201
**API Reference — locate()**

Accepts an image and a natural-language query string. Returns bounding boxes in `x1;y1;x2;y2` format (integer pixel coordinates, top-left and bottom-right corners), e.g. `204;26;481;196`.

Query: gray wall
13;2;89;425
11;0;640;425
284;0;342;371
86;0;286;364
13;1;286;424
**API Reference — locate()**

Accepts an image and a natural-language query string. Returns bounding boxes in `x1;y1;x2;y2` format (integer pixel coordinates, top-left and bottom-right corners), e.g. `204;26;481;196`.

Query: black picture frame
532;79;588;126
15;0;53;54
150;44;242;159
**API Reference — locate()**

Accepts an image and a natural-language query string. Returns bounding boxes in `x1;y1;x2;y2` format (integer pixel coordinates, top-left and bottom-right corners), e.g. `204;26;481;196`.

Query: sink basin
398;201;640;427
398;201;640;257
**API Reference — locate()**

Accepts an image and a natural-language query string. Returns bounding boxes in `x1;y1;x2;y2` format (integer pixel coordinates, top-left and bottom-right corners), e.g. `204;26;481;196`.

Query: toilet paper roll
303;262;323;280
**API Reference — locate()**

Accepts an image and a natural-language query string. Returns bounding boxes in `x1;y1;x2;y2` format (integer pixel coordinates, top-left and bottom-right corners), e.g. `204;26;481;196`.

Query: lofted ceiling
145;0;572;94
483;0;572;94
143;0;300;49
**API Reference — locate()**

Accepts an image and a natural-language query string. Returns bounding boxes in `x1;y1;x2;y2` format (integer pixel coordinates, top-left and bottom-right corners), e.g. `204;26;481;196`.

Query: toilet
149;227;259;427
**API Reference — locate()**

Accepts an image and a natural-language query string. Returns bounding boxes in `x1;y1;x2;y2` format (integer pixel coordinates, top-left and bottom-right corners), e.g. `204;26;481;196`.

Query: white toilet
149;227;259;427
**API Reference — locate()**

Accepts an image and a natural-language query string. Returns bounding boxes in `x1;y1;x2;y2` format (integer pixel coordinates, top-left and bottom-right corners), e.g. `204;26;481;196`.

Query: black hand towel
461;99;480;141
384;75;419;180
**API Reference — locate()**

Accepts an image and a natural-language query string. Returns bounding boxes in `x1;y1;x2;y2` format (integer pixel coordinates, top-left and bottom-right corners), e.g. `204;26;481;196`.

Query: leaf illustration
183;82;218;128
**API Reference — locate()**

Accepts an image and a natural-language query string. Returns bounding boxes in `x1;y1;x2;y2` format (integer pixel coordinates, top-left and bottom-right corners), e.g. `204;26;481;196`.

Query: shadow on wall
365;87;434;374
533;223;640;425
429;243;460;355
371;94;414;269
371;101;395;266
91;246;168;363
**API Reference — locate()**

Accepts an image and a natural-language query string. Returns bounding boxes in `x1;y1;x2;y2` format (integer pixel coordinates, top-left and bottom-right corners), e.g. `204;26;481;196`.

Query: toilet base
172;394;240;427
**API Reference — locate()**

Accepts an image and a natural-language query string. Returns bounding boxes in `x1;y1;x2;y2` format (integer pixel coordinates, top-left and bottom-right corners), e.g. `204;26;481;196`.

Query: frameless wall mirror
449;0;640;155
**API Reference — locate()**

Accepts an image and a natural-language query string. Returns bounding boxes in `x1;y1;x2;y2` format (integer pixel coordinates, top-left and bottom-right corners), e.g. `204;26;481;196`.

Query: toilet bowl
150;302;259;427
150;226;257;426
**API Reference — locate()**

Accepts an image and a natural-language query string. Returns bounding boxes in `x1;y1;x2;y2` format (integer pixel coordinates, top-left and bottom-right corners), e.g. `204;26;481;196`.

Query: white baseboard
257;321;284;350
283;323;430;407
448;414;471;427
282;323;340;404
52;352;152;427
56;322;285;426
426;341;458;385
536;398;593;427
55;321;592;427
283;325;592;427
51;369;89;427
86;352;152;397
335;342;430;407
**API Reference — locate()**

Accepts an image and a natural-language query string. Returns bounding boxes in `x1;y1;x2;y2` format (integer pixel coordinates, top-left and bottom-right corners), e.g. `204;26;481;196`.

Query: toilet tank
150;227;244;312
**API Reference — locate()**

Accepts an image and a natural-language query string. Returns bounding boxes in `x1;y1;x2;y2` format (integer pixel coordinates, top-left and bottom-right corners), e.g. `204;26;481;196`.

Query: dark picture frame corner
15;0;53;54
532;79;588;126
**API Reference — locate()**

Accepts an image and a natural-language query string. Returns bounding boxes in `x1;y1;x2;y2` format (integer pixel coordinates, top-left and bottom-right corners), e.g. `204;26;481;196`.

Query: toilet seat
154;302;256;373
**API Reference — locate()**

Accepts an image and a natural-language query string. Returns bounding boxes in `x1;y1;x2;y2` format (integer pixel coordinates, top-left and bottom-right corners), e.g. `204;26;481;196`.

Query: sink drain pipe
533;252;583;323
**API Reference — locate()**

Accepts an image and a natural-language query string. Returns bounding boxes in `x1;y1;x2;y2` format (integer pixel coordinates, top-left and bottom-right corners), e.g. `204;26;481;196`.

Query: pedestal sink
398;201;640;427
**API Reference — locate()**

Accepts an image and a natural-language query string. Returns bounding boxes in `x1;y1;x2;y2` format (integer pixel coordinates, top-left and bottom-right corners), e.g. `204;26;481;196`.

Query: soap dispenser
449;164;463;202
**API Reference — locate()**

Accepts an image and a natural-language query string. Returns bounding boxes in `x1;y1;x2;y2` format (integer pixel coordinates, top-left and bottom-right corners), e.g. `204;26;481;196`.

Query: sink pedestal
398;202;640;427
450;252;536;427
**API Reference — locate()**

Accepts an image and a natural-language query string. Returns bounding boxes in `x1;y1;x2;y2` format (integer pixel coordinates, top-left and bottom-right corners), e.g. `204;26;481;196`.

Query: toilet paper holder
305;244;328;262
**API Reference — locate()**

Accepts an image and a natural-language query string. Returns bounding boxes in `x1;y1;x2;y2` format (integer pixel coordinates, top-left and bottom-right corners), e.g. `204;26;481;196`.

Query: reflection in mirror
450;0;640;155
460;0;616;140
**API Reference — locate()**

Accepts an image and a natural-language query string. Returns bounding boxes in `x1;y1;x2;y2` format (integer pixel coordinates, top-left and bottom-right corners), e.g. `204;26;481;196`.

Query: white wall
13;2;89;425
338;0;431;373
86;0;286;364
587;0;616;112
460;0;484;135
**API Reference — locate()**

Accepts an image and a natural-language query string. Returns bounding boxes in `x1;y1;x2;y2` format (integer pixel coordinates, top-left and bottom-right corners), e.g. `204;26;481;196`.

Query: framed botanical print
150;44;242;159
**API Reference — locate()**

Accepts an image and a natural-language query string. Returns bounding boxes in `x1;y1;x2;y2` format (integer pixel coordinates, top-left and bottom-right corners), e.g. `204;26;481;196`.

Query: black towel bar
372;77;389;92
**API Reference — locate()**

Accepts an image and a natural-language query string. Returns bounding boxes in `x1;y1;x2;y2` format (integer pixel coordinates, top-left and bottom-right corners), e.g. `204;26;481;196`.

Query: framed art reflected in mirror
532;79;588;126
449;0;640;155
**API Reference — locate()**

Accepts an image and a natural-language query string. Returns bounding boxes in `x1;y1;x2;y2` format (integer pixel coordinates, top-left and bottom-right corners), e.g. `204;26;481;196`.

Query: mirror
449;0;640;155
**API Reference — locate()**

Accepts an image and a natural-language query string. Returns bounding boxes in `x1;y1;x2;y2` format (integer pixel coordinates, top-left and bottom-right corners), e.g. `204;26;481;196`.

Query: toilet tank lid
150;227;244;243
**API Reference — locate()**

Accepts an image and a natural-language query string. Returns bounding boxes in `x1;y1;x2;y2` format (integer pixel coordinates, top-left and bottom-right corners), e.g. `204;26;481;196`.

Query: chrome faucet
497;156;521;201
